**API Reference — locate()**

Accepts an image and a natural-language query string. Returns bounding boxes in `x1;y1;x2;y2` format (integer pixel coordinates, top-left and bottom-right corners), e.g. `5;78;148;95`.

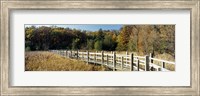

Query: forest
25;25;175;57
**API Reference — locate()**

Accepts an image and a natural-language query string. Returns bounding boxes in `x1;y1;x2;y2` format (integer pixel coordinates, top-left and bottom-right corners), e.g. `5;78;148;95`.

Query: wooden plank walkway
49;50;175;71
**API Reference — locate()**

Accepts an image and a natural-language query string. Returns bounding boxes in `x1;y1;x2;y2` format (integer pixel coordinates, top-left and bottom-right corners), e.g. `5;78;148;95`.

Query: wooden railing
49;50;175;71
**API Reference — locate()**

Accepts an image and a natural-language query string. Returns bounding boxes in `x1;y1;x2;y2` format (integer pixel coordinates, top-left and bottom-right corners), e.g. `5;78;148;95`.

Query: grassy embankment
25;51;110;71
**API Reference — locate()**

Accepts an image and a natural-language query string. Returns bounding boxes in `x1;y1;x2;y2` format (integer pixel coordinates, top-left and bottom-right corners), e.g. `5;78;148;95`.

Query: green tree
94;40;102;51
103;35;116;51
96;28;104;41
72;38;80;50
87;39;94;50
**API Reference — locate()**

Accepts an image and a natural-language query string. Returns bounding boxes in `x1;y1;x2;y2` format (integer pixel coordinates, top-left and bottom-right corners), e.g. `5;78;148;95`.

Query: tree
96;28;104;41
128;26;138;52
116;26;133;51
94;40;102;51
72;38;80;50
87;39;94;50
103;34;116;51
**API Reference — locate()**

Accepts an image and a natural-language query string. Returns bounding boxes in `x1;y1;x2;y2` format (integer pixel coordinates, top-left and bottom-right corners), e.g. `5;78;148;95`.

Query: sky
25;24;123;31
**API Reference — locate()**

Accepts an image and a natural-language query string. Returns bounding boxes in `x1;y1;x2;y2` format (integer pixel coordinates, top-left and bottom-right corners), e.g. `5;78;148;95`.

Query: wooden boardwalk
50;50;175;71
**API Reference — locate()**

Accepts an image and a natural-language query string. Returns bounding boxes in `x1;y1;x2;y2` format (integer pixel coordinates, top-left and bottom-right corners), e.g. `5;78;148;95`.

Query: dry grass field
25;51;110;71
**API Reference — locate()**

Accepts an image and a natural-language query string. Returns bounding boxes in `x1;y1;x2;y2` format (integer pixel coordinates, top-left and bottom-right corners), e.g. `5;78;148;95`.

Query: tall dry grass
25;51;110;71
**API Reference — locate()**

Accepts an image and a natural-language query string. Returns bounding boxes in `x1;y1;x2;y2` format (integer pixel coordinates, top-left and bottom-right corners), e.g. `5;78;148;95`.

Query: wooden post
130;53;134;71
94;51;97;64
137;59;140;71
121;56;124;70
126;51;128;65
101;51;104;65
82;52;84;60
149;53;151;64
66;50;68;57
162;62;166;71
145;55;150;71
77;50;79;59
71;50;72;57
87;51;89;64
106;54;108;65
150;53;153;63
113;52;116;71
